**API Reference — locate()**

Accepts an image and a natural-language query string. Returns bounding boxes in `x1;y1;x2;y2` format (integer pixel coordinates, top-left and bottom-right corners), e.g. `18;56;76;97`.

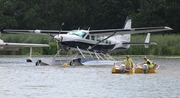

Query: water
0;56;180;98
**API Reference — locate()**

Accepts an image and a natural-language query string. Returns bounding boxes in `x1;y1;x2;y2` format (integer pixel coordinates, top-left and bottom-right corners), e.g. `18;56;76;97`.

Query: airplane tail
144;33;157;48
122;33;157;48
122;16;131;42
144;33;150;48
113;17;132;41
121;18;157;48
124;16;131;29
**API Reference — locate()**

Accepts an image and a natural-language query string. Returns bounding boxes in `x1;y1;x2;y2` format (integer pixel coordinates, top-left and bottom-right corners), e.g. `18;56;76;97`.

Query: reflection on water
0;56;180;98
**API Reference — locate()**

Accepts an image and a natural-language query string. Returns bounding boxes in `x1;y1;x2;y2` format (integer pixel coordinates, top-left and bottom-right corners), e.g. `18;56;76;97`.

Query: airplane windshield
67;30;86;38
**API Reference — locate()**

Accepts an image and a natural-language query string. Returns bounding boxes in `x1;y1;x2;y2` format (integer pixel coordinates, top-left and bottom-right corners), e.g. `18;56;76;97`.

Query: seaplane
0;31;49;62
2;18;172;66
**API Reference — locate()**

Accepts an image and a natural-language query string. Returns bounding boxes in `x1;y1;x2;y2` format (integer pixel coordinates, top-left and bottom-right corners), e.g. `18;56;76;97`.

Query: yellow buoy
63;63;68;67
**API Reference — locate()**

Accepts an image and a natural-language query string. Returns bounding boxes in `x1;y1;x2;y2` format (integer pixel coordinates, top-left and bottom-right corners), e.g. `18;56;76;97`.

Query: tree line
0;0;179;32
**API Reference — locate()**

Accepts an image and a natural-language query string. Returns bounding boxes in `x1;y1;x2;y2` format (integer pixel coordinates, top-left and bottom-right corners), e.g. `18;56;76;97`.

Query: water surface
0;56;180;98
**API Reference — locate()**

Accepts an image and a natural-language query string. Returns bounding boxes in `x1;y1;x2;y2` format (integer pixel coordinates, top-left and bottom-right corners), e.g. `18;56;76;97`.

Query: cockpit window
67;30;86;38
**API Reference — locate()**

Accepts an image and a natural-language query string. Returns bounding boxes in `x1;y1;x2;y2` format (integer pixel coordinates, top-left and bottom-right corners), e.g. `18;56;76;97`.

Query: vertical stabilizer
123;17;131;43
144;33;150;48
124;19;131;29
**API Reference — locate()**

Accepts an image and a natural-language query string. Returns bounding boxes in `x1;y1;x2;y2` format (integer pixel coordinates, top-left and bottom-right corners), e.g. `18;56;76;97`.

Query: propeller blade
59;22;65;35
49;34;54;37
55;39;66;52
58;42;66;51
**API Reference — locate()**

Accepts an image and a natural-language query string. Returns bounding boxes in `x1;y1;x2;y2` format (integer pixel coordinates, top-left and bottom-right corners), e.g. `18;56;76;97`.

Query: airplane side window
81;32;86;38
91;36;95;40
109;41;111;44
106;40;108;44
86;35;89;39
97;38;101;42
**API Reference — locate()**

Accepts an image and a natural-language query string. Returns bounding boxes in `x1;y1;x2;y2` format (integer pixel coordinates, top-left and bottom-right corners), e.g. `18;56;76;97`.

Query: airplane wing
88;26;172;35
3;29;69;34
0;42;49;51
2;18;172;35
0;42;49;47
3;27;172;35
0;41;50;62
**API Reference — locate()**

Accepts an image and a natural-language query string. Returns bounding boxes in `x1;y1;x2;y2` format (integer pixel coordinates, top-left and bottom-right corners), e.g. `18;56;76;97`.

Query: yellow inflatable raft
112;63;159;74
134;68;156;73
134;64;159;74
112;62;134;74
111;67;133;74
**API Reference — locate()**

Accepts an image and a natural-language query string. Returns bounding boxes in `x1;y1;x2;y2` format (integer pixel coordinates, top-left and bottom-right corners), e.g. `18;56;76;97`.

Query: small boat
111;67;133;74
134;63;160;74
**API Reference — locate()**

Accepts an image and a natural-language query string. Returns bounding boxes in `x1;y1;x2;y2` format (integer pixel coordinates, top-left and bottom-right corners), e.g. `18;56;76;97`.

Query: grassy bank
0;33;180;55
117;34;180;55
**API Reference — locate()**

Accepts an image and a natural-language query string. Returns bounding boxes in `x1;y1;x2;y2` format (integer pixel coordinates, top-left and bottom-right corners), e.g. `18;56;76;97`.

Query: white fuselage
54;30;131;53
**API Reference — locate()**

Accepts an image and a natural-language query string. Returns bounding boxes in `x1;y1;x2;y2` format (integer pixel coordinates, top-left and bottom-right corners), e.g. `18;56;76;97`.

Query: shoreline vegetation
0;33;180;56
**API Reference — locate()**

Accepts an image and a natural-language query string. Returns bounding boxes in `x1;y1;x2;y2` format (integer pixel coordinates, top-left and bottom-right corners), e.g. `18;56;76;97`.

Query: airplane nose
54;35;63;42
60;36;63;41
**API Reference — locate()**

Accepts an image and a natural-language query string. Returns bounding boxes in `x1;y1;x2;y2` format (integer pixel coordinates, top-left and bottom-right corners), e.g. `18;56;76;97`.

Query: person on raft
123;55;134;70
139;56;154;69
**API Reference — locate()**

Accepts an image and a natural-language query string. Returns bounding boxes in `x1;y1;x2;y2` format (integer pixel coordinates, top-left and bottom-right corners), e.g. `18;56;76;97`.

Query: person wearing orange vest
143;56;154;69
123;55;134;70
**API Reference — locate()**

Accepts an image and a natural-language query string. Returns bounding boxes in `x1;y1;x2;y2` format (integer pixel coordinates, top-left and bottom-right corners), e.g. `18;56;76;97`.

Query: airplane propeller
55;39;66;52
55;22;67;52
59;22;64;35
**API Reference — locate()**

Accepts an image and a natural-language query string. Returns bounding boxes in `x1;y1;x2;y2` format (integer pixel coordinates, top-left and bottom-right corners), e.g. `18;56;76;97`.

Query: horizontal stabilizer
122;42;157;45
122;33;157;48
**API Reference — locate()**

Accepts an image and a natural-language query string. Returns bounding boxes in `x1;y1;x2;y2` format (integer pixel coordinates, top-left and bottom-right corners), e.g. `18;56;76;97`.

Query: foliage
0;0;179;55
0;0;178;31
118;34;180;56
0;33;180;56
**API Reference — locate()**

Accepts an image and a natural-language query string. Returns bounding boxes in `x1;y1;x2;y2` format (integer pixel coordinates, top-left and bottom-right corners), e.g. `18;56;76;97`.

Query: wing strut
77;46;85;58
89;32;116;50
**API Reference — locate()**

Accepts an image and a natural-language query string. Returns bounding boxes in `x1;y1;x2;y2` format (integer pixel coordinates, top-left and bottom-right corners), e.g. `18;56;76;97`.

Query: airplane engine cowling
120;64;126;73
142;64;149;74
